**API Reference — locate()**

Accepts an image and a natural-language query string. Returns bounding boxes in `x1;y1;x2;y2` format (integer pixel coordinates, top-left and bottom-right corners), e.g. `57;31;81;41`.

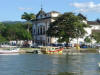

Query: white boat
0;48;20;54
97;48;100;53
98;63;100;67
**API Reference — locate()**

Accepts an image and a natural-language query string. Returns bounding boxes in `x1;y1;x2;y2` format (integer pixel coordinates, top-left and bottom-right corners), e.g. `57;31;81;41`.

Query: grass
80;48;98;53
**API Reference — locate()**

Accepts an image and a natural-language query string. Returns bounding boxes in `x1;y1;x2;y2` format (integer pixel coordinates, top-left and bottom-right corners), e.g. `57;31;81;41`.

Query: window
40;26;42;35
43;26;45;34
34;29;35;34
38;27;39;35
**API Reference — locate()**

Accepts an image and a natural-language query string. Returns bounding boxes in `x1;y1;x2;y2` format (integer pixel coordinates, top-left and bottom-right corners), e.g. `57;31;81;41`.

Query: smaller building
70;21;100;44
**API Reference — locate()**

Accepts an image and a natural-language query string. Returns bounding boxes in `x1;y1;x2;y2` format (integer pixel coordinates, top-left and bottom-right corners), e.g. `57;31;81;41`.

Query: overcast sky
0;0;100;21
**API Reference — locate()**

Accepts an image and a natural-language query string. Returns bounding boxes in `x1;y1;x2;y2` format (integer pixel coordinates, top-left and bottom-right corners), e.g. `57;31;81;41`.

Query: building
32;8;60;46
32;9;100;46
71;21;100;44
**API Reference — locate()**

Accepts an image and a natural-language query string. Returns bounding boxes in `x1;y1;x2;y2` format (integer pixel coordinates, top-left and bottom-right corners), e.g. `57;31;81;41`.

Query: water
0;53;100;75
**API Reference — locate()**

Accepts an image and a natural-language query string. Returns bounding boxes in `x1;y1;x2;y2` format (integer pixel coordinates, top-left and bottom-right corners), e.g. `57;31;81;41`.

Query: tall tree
21;12;36;32
47;12;88;44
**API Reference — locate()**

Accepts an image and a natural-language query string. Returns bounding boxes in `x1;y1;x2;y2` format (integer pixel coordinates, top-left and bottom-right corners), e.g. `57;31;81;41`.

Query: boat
41;46;64;54
0;47;20;54
98;63;100;67
97;47;100;53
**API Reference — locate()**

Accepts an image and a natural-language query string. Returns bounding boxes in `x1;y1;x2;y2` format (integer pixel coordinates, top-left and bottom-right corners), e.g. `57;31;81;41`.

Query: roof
36;8;46;18
48;11;60;14
87;21;100;25
92;30;100;32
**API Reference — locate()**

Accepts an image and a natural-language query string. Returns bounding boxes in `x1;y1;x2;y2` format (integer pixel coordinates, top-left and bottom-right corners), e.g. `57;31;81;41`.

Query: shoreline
0;47;99;54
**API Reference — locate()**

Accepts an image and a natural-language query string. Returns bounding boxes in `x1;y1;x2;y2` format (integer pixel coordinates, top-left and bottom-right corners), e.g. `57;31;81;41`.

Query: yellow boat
41;46;64;54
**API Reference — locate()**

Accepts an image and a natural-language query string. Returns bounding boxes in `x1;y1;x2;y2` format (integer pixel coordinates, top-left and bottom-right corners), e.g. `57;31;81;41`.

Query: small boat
33;50;42;54
41;46;64;54
97;47;100;53
98;63;100;67
0;48;20;54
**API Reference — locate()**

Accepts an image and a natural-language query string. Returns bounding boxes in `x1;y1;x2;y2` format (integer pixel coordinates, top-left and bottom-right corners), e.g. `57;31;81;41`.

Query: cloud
71;2;100;13
18;7;33;10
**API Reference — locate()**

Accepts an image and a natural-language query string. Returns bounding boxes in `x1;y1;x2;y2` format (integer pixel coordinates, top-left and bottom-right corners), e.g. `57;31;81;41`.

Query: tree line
0;22;32;43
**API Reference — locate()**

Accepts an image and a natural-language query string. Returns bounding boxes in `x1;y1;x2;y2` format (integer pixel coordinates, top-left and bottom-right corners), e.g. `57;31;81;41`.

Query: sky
0;0;100;21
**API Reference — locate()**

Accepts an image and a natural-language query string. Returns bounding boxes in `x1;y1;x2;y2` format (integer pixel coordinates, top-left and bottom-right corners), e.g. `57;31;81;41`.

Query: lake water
0;53;100;75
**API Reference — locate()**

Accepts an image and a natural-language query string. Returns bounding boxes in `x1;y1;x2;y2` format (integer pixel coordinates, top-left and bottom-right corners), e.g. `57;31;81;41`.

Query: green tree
84;36;91;43
21;12;36;32
0;22;6;34
47;12;88;44
2;22;32;41
0;34;7;42
0;22;7;43
92;31;100;43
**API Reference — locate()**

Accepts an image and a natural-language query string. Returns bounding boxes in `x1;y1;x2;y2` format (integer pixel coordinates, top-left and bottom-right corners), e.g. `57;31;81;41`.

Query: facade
32;9;100;46
71;21;100;44
32;8;60;46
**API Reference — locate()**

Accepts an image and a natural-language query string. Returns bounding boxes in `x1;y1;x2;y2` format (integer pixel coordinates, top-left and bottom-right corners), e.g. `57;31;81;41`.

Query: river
0;53;100;75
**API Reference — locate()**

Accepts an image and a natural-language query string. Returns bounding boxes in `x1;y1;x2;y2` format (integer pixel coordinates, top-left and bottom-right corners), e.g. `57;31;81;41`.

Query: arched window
40;26;42;35
38;27;39;35
43;26;45;34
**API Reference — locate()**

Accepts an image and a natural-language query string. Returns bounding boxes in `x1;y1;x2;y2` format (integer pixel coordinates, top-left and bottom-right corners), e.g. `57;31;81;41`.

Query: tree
84;36;91;43
0;22;6;34
21;12;36;32
92;31;100;43
47;12;88;44
0;34;7;42
2;22;32;41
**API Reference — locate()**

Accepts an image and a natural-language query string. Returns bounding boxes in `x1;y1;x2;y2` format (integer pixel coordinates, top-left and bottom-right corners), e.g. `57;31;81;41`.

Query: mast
41;0;43;10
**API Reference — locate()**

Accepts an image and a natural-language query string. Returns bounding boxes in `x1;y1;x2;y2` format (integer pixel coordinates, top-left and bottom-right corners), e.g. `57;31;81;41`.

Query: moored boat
0;48;20;54
97;47;100;53
41;46;64;54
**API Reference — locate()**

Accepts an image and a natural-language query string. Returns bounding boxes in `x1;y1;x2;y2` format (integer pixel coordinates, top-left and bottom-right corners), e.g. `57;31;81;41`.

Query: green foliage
84;36;91;43
21;12;36;32
0;22;6;33
47;12;88;43
21;12;36;21
92;31;100;43
0;22;32;42
0;34;7;42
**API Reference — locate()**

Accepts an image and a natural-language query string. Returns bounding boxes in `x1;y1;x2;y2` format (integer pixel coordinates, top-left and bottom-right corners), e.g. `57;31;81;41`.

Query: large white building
32;9;100;46
32;8;60;46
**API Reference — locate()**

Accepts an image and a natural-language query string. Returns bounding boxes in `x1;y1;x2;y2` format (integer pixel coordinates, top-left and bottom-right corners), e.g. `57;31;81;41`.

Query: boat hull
41;47;64;54
0;48;20;54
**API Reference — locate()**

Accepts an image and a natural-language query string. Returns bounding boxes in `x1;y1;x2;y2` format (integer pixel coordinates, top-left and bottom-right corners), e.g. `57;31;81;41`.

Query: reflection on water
0;53;100;75
48;72;75;75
